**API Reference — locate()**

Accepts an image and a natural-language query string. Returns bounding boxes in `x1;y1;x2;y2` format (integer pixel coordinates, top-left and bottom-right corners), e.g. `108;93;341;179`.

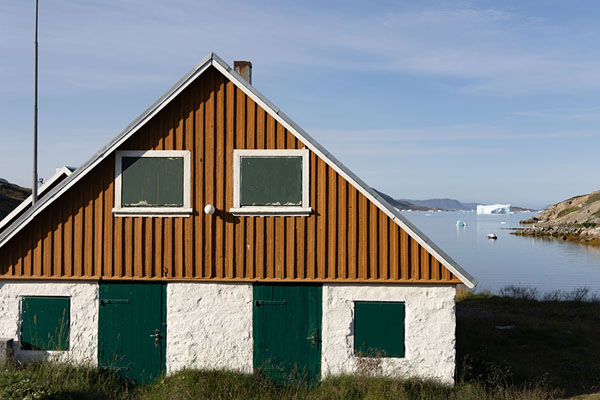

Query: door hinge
100;299;130;305
254;300;287;307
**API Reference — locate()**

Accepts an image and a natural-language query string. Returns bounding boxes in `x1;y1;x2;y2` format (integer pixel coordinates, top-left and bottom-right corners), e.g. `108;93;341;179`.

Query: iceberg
477;204;511;215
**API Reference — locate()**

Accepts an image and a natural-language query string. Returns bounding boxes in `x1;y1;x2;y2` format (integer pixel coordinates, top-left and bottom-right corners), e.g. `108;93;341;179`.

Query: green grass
586;192;600;204
2;286;600;399
593;209;600;218
558;207;580;218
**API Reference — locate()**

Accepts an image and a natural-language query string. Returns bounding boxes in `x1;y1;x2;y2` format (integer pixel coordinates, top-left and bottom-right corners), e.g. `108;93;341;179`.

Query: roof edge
0;52;477;288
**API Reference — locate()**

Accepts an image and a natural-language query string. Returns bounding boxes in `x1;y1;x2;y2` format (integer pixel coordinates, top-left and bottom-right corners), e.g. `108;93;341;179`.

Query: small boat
487;233;498;240
456;220;467;227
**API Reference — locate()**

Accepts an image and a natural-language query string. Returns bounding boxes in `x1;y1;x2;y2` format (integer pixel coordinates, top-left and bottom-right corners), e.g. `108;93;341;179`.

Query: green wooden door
98;282;166;384
253;283;322;386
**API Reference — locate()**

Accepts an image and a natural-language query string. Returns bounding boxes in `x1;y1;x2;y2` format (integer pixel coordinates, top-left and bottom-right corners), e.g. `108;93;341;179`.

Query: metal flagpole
32;0;39;204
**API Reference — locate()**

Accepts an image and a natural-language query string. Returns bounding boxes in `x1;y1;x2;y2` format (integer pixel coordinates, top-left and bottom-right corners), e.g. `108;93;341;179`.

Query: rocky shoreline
510;188;600;246
510;220;600;245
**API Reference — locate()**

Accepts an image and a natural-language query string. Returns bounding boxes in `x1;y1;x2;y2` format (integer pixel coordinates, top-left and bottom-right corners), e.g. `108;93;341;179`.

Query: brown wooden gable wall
0;67;460;283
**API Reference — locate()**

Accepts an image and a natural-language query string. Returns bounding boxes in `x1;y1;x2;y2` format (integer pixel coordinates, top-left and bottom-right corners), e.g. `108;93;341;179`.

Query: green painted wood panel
21;297;70;351
240;156;302;206
253;283;321;386
354;301;405;357
121;156;183;207
98;282;166;384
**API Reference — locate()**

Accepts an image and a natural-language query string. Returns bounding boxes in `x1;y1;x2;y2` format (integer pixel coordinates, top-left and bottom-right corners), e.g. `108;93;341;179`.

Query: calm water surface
401;211;600;294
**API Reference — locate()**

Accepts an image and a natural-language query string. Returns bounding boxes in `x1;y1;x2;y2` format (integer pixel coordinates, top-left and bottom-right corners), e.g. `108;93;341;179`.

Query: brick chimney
234;61;252;84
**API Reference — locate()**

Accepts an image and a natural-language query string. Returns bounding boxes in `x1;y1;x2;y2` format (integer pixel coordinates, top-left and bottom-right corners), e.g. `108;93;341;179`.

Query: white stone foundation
166;282;253;374
0;281;98;364
321;284;456;385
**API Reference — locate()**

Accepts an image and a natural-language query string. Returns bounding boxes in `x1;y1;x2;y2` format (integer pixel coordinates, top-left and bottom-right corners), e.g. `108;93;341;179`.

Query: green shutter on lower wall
354;301;405;358
121;156;184;207
240;156;302;206
21;297;70;351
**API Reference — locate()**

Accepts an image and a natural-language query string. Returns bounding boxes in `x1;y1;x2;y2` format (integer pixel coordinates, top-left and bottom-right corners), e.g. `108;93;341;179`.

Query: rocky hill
0;180;30;221
514;190;600;244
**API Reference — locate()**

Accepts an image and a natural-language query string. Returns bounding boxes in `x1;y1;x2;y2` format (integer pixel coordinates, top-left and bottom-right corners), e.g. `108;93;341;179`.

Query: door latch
306;330;319;348
150;329;163;347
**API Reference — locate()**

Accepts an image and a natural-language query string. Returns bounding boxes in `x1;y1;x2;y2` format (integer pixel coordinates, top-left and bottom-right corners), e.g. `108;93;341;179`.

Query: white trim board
0;166;73;232
113;150;191;217
0;53;476;288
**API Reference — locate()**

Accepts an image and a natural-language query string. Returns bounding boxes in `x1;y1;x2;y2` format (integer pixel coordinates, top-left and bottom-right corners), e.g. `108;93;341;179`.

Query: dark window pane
21;297;70;351
121;157;183;207
354;301;405;357
240;156;302;206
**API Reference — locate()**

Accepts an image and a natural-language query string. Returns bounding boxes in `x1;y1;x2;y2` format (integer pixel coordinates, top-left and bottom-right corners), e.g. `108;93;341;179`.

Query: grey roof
0;52;476;288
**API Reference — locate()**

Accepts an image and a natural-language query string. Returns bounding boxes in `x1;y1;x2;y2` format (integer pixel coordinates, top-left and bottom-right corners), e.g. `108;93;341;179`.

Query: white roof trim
0;166;73;232
0;53;476;288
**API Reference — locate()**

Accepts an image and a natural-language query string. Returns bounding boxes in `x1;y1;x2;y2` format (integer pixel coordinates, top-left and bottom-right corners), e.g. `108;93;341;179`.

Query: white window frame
230;149;311;216
113;150;192;217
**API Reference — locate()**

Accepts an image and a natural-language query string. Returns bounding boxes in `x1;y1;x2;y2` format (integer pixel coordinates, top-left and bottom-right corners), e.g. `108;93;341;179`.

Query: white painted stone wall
166;282;253;374
321;284;456;385
0;281;98;364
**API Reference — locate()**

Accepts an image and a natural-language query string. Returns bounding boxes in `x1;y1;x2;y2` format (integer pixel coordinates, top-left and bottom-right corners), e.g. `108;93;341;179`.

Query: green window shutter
21;297;70;351
240;156;302;206
354;301;405;358
121;157;184;207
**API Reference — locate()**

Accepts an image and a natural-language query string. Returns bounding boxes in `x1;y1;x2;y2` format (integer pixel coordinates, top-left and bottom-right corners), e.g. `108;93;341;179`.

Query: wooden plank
369;203;379;279
154;218;163;278
84;177;94;277
286;129;297;279
214;74;225;278
306;153;317;279
204;69;215;278
431;257;440;280
225;80;235;278
183;87;194;279
347;186;357;279
103;159;114;277
53;200;63;276
421;247;430;280
134;217;143;277
390;224;399;280
296;215;305;279
411;239;420;280
317;159;327;279
379;210;388;280
235;87;246;278
338;176;347;279
174;96;185;278
73;187;84;277
194;78;205;278
23;225;32;276
400;229;409;279
94;175;104;277
63;191;73;277
327;167;337;279
124;217;133;277
42;209;52;277
358;193;368;280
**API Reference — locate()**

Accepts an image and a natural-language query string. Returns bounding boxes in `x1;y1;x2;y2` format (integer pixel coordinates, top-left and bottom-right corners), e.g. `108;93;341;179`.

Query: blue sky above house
1;1;600;209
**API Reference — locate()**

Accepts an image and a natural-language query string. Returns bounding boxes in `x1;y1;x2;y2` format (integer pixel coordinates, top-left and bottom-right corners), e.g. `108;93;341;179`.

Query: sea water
401;211;600;294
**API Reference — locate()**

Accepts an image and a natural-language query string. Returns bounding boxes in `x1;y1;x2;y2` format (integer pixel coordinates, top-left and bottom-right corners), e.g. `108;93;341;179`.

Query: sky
1;1;600;209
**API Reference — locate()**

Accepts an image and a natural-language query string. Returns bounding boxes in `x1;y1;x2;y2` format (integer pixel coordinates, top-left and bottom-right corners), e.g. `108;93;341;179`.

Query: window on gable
21;296;70;351
354;301;405;358
113;150;192;216
230;149;311;216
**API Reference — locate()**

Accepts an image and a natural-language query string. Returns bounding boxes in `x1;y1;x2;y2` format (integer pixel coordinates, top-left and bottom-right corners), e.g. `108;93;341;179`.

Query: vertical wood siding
0;67;460;284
